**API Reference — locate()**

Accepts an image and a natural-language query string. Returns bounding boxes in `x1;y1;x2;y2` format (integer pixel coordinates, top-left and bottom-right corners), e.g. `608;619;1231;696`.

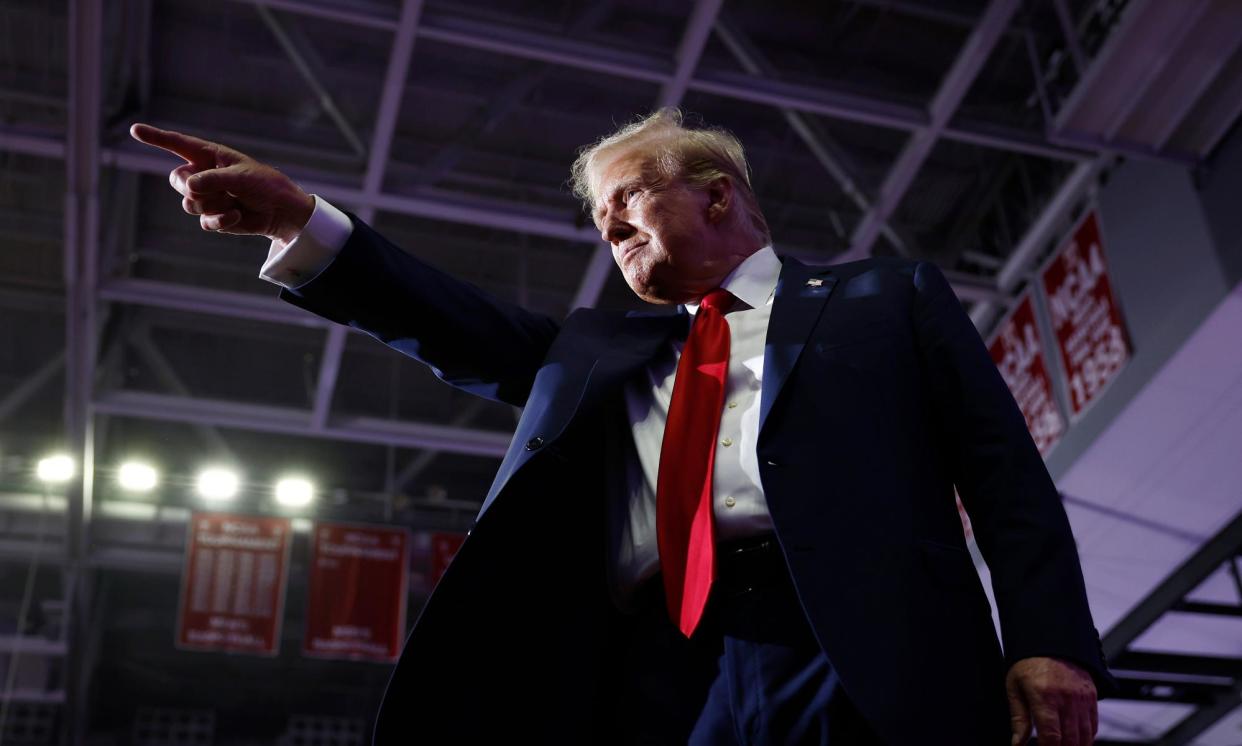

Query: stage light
117;461;158;492
274;476;314;507
196;467;239;501
36;454;74;483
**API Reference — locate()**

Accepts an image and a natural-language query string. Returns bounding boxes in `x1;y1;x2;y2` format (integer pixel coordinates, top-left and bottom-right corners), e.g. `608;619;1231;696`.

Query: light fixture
196;467;239;501
36;454;74;483
274;476;314;507
117;461;158;492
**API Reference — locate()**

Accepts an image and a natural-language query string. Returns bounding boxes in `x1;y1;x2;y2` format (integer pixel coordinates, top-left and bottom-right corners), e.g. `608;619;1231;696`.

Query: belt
714;533;790;597
631;533;789;613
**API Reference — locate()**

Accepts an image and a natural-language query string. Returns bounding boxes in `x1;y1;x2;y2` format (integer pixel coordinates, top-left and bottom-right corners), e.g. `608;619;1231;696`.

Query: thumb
1007;678;1032;745
187;164;248;196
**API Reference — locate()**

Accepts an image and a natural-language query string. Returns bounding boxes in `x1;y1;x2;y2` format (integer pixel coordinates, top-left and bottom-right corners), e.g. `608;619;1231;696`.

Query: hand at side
1007;656;1098;745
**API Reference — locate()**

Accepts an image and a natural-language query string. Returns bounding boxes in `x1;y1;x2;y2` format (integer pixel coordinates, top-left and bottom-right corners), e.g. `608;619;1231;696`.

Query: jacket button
525;437;544;451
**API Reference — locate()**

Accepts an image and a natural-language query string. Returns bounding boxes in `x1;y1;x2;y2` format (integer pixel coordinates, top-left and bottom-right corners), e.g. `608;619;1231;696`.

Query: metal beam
968;158;1107;331
389;398;488;493
254;3;368;157
98;276;336;328
92;389;512;458
0;133;593;243
309;326;347;430
63;1;102;742
938;269;1009;304
656;0;723;107
412;2;615;189
223;0;1097;161
0;124;1082;259
1050;0;1087;74
1103;508;1242;659
0;350;65;424
713;15;914;255
1156;680;1242;746
1110;651;1242;680
1171;600;1242;617
308;0;424;433
840;0;1023;262
246;0;398;31
1112;675;1235;706
45;254;1001;346
361;0;423;198
573;0;724;310
129;328;239;461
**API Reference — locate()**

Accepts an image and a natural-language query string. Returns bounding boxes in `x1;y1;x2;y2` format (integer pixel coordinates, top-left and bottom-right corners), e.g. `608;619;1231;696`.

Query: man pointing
132;110;1114;745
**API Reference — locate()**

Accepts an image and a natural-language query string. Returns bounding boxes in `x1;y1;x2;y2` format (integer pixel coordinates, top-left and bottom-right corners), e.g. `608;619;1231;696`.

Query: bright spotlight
36;454;74;483
196;467;239;501
274;476;314;507
117;461;158;492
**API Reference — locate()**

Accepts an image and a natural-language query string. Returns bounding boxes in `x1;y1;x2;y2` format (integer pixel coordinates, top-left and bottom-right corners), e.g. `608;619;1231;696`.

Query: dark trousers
609;538;884;745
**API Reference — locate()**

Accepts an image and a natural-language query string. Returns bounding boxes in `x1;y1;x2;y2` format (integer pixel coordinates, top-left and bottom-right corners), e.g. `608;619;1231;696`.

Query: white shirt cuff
258;195;353;289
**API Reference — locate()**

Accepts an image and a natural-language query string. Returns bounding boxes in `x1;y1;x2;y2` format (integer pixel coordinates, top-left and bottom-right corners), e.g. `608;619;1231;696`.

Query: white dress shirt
611;247;779;597
261;196;779;598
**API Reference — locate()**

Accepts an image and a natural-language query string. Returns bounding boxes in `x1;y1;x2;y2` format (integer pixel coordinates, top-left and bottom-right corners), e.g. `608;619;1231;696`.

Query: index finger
129;123;216;166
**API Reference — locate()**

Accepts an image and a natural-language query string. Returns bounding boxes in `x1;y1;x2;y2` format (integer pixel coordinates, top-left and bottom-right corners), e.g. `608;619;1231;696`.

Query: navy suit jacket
282;214;1117;745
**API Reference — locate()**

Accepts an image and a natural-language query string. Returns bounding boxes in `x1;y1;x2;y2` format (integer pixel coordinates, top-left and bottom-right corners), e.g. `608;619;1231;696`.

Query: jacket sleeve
911;260;1119;697
279;211;560;408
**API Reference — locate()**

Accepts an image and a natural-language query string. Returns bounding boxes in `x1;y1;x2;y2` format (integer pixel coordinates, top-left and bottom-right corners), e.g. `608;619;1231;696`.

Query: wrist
272;191;315;245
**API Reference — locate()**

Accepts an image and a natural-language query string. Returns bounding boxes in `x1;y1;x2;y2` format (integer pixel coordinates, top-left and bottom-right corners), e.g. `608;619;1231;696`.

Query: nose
600;211;635;245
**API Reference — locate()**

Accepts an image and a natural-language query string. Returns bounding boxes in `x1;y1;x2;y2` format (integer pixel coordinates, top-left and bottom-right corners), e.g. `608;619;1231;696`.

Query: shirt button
724;496;736;508
720;438;733;447
524;437;544;451
727;401;738;409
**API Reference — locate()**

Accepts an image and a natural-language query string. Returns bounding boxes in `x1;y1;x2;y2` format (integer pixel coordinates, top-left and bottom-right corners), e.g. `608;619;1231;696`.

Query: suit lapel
581;310;688;404
759;258;838;433
479;309;686;517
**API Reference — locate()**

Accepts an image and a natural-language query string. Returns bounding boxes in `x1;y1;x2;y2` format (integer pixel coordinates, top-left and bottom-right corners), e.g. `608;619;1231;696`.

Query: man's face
590;147;724;305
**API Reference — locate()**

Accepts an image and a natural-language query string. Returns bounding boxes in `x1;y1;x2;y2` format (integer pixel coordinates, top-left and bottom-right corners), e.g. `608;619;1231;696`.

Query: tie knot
699;288;734;313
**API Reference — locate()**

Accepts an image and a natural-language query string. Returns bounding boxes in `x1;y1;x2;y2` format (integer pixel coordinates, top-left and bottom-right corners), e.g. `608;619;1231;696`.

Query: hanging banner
303;523;410;662
177;513;292;656
1041;211;1132;419
429;532;466;587
988;293;1065;455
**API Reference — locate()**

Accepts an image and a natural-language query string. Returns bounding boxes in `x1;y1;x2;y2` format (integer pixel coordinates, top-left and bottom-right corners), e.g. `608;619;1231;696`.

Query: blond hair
569;109;771;243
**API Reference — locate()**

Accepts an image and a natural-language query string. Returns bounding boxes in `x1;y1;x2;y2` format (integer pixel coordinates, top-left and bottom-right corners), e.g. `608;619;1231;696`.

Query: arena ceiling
0;0;1144;512
1;0;1240;742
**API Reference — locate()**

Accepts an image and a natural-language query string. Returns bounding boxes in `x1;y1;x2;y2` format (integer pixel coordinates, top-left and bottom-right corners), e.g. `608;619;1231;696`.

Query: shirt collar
684;245;781;316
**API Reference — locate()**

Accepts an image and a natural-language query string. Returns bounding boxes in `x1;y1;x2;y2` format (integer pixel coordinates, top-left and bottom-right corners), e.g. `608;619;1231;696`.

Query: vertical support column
63;0;103;742
310;0;424;431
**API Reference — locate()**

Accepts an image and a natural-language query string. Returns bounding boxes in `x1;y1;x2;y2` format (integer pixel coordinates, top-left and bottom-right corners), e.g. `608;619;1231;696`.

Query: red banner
1041;212;1132;418
303;523;410;662
429;532;466;587
177;513;291;656
988;293;1065;455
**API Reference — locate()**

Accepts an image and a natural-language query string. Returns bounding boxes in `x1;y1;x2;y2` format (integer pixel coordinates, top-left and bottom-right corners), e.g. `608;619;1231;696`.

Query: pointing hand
130;123;315;245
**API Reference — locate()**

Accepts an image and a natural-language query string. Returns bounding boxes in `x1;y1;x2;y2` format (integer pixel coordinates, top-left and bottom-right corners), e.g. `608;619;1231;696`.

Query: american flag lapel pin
806;278;823;288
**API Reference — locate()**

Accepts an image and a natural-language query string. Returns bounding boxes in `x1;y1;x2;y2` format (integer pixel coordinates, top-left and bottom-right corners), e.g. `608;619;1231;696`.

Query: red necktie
657;288;734;637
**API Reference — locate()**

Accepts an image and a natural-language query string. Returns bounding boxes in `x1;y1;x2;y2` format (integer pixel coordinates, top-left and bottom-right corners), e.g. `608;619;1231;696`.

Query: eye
624;187;641;202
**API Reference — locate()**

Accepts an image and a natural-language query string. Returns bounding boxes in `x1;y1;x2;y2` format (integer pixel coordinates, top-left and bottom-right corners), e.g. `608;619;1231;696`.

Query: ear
705;176;733;225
